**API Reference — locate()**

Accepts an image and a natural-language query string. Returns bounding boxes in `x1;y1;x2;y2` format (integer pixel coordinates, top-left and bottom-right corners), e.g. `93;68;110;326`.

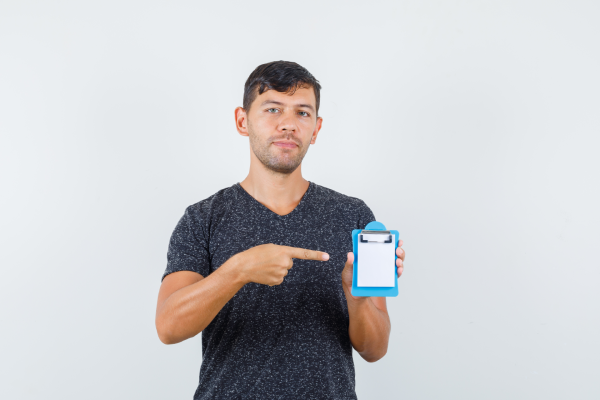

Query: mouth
272;140;299;149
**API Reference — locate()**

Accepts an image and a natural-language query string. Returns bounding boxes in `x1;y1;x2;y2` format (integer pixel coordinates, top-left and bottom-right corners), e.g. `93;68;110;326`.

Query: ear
310;117;323;144
235;107;249;137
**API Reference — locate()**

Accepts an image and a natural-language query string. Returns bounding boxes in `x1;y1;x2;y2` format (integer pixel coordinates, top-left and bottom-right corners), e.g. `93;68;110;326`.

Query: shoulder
187;184;238;212
311;182;373;216
179;183;241;228
310;182;376;230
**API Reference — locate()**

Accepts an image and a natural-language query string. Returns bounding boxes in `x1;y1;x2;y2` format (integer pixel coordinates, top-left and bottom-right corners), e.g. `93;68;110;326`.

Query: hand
341;239;406;300
396;239;405;277
234;243;329;286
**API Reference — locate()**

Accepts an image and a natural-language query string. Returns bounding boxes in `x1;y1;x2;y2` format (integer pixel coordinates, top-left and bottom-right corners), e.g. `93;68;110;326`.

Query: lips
272;140;298;148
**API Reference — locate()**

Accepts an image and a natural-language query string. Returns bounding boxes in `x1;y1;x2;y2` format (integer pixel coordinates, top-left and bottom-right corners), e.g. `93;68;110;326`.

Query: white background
1;1;599;399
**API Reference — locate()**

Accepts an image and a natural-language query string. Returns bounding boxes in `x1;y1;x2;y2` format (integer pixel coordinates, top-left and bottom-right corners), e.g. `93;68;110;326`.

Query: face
236;86;323;174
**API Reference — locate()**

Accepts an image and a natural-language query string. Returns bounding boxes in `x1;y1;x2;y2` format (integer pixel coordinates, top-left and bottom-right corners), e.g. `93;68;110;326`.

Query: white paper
357;233;396;287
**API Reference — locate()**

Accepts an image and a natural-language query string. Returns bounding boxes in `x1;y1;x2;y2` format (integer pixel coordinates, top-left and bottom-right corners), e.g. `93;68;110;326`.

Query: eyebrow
260;100;315;113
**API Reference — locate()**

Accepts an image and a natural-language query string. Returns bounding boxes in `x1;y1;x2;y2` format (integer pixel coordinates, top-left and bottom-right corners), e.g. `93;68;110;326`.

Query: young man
155;61;406;399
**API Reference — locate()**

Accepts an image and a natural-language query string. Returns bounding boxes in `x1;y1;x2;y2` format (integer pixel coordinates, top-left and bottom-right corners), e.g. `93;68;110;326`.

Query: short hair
243;60;321;117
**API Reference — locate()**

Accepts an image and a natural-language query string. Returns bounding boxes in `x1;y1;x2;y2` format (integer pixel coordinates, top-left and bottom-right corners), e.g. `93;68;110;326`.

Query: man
155;60;406;399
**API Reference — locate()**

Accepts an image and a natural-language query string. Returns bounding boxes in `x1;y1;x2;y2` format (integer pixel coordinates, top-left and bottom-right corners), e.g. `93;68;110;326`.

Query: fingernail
322;253;329;261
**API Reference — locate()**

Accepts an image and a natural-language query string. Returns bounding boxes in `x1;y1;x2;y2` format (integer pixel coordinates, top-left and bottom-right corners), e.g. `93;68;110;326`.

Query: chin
267;164;300;174
263;158;301;174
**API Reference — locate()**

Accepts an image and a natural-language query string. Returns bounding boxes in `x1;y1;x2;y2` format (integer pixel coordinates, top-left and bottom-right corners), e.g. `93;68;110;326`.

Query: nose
278;113;297;134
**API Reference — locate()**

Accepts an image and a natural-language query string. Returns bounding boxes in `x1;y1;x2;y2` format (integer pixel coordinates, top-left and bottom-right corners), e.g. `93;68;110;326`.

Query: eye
267;108;279;113
298;111;309;117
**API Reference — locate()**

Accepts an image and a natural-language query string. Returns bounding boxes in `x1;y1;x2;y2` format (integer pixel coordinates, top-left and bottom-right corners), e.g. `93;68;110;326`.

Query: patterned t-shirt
163;181;375;400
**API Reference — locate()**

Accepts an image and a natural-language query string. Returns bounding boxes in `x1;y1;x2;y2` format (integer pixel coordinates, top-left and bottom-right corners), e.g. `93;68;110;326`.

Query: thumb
345;252;354;266
342;252;355;286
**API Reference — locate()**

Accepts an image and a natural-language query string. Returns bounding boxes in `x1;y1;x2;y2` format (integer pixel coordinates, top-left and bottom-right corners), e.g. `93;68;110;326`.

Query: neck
240;153;310;216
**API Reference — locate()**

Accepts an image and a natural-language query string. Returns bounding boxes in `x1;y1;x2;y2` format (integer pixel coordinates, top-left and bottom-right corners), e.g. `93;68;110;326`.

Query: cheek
250;115;277;133
300;129;316;144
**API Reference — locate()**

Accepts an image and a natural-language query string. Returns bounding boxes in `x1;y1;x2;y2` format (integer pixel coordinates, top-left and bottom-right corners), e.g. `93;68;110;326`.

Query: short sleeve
357;200;376;230
162;206;210;281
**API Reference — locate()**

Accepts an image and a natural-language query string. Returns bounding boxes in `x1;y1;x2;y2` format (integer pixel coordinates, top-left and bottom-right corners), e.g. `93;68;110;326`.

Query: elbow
358;339;389;363
156;326;175;345
157;330;177;345
155;317;180;345
156;316;200;345
362;349;387;363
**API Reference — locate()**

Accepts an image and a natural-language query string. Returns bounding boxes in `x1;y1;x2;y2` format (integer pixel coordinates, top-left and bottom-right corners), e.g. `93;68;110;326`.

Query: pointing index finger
285;246;330;261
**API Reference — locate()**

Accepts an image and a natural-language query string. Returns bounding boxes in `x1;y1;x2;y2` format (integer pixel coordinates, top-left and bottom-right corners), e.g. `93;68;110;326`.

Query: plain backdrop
1;1;599;399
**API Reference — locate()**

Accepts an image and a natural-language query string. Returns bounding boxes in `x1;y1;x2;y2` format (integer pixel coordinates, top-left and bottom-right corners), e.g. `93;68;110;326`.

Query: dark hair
243;60;321;117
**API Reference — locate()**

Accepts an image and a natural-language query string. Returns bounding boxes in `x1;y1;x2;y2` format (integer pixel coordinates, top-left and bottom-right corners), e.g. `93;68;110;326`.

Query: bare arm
155;256;246;344
344;288;391;362
340;242;405;362
155;244;329;345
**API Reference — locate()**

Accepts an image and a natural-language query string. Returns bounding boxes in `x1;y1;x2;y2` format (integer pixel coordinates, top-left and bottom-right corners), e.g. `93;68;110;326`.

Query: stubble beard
248;122;310;175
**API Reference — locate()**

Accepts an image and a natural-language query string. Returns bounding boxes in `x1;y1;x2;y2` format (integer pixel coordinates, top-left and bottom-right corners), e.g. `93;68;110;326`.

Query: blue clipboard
351;221;399;297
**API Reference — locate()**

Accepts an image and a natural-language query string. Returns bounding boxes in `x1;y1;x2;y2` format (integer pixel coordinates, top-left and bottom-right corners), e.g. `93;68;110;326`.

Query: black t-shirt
163;181;375;400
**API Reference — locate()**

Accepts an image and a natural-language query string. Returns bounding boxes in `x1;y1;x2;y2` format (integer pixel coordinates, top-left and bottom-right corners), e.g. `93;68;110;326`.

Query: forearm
344;287;391;362
156;255;246;344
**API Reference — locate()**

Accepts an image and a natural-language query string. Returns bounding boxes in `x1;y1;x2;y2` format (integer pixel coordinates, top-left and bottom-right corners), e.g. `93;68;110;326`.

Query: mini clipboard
351;221;399;297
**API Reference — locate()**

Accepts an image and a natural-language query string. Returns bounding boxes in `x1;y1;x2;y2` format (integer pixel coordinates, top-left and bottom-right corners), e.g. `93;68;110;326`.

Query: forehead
254;86;316;109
